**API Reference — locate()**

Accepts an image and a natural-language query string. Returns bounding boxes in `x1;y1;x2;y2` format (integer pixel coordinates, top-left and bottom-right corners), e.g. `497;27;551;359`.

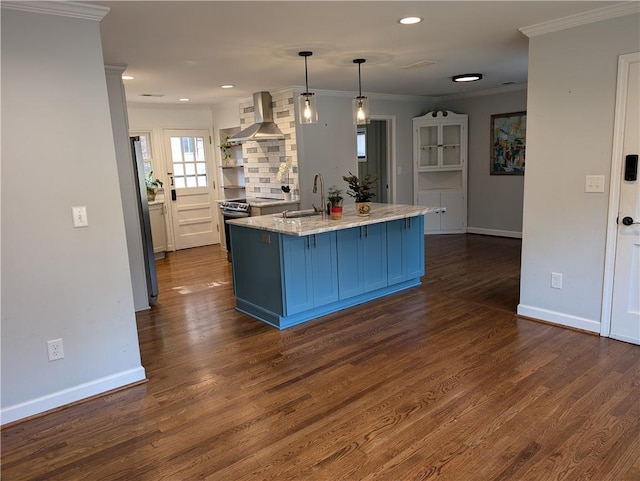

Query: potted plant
277;160;293;201
327;186;344;220
220;135;233;165
343;172;377;216
145;171;163;201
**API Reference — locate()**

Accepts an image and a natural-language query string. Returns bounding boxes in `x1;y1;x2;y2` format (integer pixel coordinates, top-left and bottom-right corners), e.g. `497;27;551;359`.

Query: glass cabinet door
442;124;462;166
419;125;438;167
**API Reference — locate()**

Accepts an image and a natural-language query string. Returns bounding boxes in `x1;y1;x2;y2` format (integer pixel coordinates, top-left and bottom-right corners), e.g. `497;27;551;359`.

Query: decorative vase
147;189;157;202
355;201;371;216
283;192;292;202
330;203;343;220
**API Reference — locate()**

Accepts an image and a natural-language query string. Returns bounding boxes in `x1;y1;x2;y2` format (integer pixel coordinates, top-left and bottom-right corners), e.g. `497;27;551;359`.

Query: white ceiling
91;1;620;105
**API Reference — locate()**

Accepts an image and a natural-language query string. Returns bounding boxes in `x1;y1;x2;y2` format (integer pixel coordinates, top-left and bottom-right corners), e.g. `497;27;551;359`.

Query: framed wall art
490;111;526;175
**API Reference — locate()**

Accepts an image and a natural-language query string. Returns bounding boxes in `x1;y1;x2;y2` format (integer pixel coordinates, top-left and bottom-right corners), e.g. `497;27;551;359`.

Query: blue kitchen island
227;203;435;329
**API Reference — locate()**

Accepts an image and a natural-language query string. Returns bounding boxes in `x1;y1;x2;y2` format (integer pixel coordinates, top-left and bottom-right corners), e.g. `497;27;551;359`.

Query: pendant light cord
305;55;309;93
299;51;313;95
354;58;366;98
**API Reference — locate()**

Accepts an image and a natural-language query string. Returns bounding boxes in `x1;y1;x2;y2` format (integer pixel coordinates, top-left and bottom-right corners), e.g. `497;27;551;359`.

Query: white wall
127;104;218;248
1;5;145;423
127;104;217;186
105;66;149;311
437;88;528;237
294;89;434;210
518;13;640;332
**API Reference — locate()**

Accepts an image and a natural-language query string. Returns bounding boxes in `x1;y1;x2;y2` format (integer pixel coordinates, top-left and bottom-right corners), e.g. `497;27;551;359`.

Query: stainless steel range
220;200;250;216
220;199;250;261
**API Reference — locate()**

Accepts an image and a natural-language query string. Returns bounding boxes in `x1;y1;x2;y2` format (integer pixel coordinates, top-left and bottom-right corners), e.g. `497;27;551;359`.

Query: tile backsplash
240;90;298;199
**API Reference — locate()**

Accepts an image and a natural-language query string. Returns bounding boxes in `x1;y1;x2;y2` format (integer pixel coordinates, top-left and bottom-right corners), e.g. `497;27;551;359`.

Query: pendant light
298;51;318;124
353;58;370;125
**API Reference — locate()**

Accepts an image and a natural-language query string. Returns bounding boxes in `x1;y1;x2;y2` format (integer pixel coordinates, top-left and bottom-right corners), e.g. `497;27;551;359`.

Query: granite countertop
226;203;437;236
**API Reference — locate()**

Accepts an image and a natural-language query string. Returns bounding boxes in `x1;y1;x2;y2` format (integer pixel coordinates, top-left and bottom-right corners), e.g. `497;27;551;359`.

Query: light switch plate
72;206;88;227
585;175;605;193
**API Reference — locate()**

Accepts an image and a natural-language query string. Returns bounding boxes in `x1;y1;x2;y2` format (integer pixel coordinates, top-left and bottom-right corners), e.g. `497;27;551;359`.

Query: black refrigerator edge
131;136;158;304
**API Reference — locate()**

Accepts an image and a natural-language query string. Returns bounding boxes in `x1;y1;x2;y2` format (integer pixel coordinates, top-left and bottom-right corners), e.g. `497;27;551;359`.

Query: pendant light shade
353;59;370;125
298;51;318;124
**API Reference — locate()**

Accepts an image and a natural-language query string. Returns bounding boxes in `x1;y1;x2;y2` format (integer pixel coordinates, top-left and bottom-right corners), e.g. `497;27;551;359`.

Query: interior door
610;55;640;345
358;120;389;203
164;129;219;250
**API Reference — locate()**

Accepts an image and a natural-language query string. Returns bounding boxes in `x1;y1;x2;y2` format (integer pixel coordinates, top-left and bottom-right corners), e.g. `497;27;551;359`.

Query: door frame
161;128;220;250
601;51;640;337
369;115;397;204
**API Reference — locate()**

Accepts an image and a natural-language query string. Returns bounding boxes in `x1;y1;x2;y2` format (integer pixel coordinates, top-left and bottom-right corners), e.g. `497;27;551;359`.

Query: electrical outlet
47;339;64;361
551;272;563;289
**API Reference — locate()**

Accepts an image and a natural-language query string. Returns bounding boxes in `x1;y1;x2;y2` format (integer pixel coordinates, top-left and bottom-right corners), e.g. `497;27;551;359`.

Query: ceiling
91;1;619;105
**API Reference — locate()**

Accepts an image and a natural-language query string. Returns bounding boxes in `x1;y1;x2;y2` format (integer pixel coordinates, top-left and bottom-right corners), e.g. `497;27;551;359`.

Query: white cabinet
413;110;467;234
149;202;167;259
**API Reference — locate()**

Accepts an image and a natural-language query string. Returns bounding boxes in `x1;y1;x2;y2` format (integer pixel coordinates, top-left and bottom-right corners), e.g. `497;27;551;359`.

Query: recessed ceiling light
220;84;234;89
178;98;190;102
399;16;422;25
121;75;135;80
452;73;483;83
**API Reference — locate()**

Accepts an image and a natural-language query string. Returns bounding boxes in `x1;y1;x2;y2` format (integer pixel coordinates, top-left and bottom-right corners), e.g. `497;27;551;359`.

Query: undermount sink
279;209;321;218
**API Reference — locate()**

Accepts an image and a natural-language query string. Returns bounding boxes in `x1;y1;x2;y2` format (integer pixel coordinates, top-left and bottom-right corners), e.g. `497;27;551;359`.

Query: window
357;127;367;161
131;131;153;178
170;135;208;188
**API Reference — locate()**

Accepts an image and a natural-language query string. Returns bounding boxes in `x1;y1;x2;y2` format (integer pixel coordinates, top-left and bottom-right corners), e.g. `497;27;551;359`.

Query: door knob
622;216;636;226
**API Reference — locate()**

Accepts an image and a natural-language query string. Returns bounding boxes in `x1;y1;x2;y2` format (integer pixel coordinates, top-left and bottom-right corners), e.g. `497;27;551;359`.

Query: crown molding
1;1;110;21
520;2;639;38
436;83;528;101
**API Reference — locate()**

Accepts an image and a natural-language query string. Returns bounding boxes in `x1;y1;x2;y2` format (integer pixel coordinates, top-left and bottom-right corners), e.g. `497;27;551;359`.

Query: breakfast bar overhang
227;204;435;329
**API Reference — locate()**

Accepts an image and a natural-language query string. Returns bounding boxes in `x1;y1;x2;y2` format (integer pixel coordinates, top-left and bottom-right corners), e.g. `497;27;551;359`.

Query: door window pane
170;136;208;189
196;138;205;161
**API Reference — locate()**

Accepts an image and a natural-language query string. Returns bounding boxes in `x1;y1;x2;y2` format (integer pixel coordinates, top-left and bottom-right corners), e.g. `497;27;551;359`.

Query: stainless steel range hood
228;91;285;142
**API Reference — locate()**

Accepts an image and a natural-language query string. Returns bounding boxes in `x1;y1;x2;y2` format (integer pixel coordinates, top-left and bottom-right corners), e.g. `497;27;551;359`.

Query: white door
164;130;220;250
610;54;640;344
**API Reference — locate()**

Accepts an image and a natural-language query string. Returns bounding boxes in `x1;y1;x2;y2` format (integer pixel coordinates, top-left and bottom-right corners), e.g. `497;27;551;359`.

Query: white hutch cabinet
413;110;468;234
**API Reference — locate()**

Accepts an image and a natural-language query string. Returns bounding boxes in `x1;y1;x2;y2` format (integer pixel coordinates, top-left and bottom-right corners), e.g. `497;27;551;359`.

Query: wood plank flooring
2;234;639;480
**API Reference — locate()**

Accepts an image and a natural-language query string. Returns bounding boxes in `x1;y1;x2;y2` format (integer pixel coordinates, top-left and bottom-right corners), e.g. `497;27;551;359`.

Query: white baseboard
1;367;146;425
466;227;522;238
517;304;600;333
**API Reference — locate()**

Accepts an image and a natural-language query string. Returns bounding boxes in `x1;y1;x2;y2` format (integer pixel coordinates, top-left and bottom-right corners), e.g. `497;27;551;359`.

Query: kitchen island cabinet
282;232;338;314
387;216;424;284
228;204;435;329
337;223;387;299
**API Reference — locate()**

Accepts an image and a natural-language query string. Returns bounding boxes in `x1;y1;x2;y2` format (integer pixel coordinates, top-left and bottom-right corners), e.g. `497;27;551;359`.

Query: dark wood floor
3;234;639;480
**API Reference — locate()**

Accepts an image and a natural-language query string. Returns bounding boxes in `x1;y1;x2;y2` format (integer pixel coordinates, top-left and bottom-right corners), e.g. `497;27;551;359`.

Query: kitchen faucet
312;173;326;217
